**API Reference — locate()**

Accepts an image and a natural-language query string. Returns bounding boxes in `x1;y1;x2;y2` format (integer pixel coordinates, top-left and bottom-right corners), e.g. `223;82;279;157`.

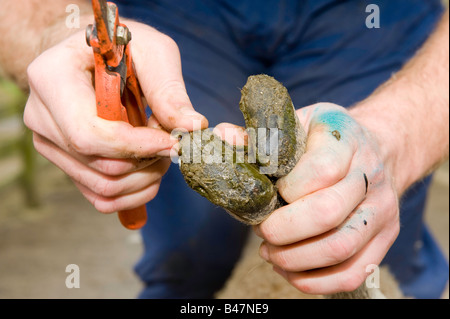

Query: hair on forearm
0;0;91;90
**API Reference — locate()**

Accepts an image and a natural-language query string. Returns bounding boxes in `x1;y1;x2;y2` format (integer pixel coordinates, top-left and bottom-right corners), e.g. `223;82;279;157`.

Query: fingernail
259;243;269;261
180;107;202;118
156;148;172;157
179;107;208;129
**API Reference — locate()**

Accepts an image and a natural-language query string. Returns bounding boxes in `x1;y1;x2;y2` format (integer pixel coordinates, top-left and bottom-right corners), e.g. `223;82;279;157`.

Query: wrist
349;79;421;196
0;1;92;90
352;11;449;196
39;13;93;55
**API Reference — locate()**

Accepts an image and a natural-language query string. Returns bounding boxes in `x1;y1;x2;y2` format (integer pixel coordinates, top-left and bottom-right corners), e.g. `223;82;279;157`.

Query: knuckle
310;194;343;231
93;197;119;214
26;60;40;85
23;101;35;130
95;160;130;176
157;79;186;97
324;235;357;264
368;164;388;187
350;122;365;138
23;112;32;131
276;183;295;203
386;198;399;222
151;79;189;111
26;56;50;92
67;133;91;155
290;278;315;295
258;220;281;245
271;249;294;271
158;33;179;52
388;220;401;244
378;187;399;220
146;185;159;202
375;168;386;184
386;188;399;208
95;205;116;214
338;272;365;292
311;155;344;185
92;178;122;198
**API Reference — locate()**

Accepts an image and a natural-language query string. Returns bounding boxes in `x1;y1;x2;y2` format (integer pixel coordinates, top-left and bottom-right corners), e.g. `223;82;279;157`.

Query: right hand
24;21;208;213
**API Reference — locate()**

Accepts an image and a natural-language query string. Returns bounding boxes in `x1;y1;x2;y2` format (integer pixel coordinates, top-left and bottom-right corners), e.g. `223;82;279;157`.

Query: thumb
277;103;356;202
128;22;208;131
213;122;248;146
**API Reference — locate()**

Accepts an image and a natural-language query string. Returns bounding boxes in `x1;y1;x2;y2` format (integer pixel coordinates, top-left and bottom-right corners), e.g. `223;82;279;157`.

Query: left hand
253;102;400;295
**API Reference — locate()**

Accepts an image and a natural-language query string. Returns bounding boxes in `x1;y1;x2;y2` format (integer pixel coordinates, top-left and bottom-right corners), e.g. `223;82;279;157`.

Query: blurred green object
0;77;39;207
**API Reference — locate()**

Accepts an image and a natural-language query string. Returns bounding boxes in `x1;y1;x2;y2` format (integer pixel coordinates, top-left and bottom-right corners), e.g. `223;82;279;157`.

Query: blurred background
0;78;145;298
0;2;448;298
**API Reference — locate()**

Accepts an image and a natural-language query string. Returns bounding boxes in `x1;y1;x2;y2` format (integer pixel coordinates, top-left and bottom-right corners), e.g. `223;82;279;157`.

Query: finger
82;158;170;198
73;178;162;214
259;184;400;289
259;205;378;272
273;223;399;295
26;100;160;176
24;93;68;154
84;156;160;176
27;32;176;159
33;133;170;197
277;108;358;203
213;122;248;146
33;125;162;176
147;114;164;130
257;170;368;245
128;23;208;131
258;177;399;271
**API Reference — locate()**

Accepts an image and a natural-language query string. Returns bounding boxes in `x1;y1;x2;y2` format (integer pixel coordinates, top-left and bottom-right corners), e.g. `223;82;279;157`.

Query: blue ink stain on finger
316;110;354;133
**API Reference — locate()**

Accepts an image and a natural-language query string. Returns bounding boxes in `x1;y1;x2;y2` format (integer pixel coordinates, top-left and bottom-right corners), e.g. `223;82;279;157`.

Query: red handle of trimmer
88;0;149;230
92;39;148;230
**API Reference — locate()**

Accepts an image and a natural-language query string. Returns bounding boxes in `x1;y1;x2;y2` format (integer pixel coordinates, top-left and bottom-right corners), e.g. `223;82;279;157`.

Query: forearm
351;10;449;196
0;0;91;89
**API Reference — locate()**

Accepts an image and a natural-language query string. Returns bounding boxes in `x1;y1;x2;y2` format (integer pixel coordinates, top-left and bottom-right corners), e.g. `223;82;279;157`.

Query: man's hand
253;10;448;295
253;103;400;294
23;21;208;213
